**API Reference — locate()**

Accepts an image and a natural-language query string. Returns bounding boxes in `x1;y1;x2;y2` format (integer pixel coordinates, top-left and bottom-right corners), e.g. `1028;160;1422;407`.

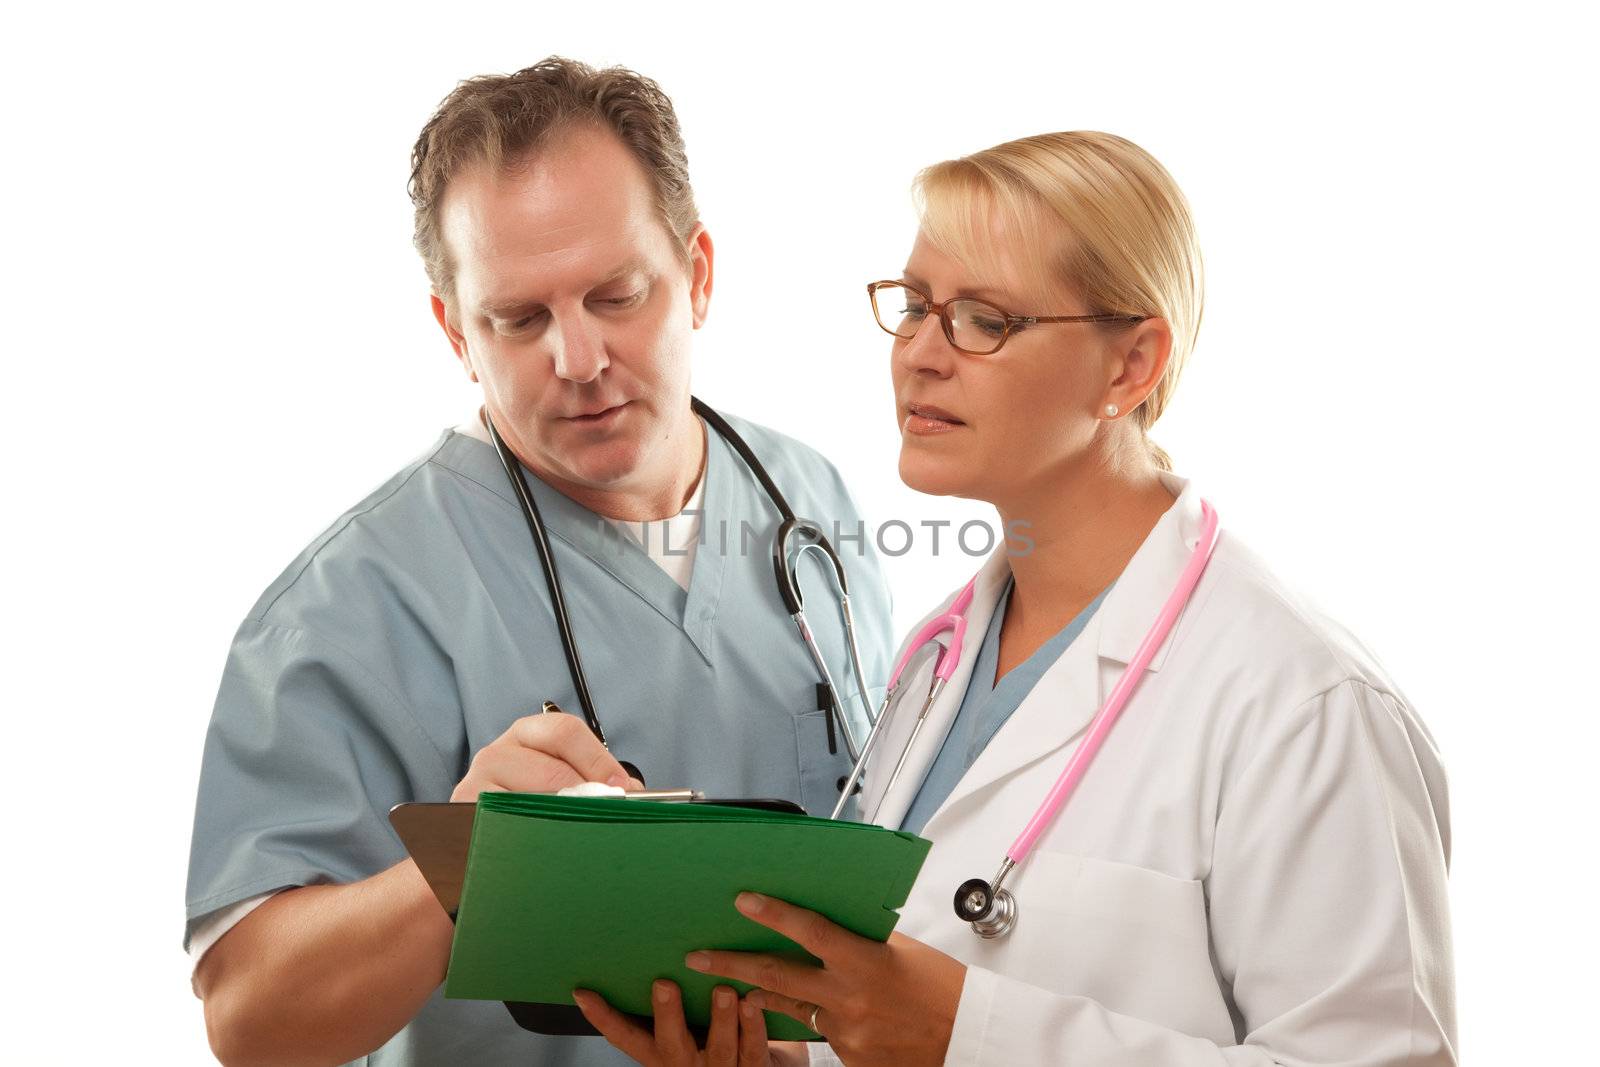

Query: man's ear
1104;317;1173;416
431;294;477;382
686;223;714;329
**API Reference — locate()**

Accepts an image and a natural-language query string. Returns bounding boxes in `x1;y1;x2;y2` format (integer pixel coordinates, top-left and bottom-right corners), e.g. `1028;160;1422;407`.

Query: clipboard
390;795;807;1036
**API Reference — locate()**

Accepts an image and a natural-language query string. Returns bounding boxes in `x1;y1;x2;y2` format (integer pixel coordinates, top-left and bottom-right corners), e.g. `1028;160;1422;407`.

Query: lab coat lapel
1094;473;1206;673
921;474;1209;831
869;548;1013;831
923;619;1108;833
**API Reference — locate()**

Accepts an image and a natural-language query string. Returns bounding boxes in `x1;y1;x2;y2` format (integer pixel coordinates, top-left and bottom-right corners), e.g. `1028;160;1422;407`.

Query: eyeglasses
866;280;1146;356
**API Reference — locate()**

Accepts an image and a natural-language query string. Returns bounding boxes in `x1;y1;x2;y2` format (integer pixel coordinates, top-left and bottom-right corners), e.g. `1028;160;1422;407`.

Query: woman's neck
994;459;1177;635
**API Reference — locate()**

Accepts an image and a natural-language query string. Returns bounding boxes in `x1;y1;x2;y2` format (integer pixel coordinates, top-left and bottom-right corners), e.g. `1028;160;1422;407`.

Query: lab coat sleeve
942;679;1457;1066
183;619;458;948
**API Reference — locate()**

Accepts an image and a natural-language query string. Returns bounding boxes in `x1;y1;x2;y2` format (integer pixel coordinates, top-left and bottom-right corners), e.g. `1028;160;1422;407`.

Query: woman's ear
1102;317;1172;416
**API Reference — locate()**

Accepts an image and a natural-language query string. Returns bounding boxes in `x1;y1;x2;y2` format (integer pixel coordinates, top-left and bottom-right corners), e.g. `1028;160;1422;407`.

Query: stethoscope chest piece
954;876;1017;940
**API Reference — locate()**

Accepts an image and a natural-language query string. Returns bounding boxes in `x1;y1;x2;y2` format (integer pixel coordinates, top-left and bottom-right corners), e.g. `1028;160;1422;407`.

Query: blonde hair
913;132;1203;471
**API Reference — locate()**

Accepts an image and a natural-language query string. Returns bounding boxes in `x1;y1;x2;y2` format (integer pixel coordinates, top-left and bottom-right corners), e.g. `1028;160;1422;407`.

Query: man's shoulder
710;408;851;500
243;429;487;627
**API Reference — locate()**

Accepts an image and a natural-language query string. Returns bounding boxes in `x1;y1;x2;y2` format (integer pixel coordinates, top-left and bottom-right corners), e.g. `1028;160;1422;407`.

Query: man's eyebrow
593;257;650;287
479;258;651;317
481;297;545;317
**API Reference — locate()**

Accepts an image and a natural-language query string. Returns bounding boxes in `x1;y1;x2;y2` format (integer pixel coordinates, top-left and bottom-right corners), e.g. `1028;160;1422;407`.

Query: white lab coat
812;473;1456;1065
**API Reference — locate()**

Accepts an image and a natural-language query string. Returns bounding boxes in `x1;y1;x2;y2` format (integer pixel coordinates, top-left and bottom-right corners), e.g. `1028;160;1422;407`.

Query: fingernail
654;980;672;1004
572;989;594;1009
684;951;711;971
715;987;733;1008
745;991;766;1010
735;891;766;915
741;998;758;1020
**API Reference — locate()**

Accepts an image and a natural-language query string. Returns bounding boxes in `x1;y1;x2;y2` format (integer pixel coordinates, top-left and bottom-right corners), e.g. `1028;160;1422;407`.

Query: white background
3;1;1594;1061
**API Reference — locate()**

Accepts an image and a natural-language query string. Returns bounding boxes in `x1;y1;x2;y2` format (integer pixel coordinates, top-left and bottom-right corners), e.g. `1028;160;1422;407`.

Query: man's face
433;124;711;496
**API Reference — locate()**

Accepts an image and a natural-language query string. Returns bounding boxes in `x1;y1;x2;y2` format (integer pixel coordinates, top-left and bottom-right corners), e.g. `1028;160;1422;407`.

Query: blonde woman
579;133;1457;1066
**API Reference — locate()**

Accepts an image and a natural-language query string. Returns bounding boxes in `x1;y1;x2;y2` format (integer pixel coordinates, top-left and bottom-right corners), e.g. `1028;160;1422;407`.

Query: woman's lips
904;402;965;436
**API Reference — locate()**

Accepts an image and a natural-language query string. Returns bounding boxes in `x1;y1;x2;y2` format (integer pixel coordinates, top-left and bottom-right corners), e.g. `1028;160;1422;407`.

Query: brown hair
408;56;699;304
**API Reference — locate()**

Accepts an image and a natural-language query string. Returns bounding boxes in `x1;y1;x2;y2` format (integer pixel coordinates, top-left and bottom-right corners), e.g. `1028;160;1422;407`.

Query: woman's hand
573;979;807;1066
684;892;966;1067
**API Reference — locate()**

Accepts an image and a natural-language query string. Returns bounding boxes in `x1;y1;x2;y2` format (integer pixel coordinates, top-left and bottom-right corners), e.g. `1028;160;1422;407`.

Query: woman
577;131;1457;1065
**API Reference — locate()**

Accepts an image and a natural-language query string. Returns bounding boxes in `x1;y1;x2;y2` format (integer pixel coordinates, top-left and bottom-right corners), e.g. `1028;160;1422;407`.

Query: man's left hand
574;979;806;1066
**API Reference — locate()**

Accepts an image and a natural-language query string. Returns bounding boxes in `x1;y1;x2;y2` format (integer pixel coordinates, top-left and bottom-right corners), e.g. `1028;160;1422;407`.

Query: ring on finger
808;1003;822;1034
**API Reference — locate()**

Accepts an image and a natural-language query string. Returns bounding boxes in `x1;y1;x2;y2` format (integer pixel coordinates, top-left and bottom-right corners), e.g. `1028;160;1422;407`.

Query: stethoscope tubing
862;678;948;825
694;398;877;758
487;398;877;786
1005;499;1220;865
486;411;608;745
829;684;896;820
830;577;978;820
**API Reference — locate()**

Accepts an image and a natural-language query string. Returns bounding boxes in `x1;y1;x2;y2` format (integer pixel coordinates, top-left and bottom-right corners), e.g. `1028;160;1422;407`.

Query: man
186;57;891;1065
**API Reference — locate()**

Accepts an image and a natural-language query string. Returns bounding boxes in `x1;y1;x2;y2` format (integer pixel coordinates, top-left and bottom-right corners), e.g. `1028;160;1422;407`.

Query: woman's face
890;229;1124;508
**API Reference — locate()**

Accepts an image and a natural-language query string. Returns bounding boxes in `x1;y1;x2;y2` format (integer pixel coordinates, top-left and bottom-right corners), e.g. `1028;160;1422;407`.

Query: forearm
197;858;454;1067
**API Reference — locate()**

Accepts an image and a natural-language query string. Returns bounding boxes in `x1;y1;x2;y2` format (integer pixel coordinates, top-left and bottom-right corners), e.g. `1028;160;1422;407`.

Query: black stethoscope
485;397;878;789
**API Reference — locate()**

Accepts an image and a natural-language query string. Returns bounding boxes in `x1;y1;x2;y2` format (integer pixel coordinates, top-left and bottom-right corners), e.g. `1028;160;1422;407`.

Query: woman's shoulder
1187;528;1448;854
1193;528;1406;705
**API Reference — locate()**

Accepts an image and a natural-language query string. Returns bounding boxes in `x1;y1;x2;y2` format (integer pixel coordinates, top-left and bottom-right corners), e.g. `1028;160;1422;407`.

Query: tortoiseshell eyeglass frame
867;279;1147;356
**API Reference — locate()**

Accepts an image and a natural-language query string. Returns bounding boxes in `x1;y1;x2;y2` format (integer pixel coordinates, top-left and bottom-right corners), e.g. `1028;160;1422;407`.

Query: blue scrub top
185;413;892;1066
899;578;1111;836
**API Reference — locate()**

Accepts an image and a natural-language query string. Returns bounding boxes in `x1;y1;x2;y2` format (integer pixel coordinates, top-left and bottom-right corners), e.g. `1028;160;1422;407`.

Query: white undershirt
454;406;706;590
188;410;708;971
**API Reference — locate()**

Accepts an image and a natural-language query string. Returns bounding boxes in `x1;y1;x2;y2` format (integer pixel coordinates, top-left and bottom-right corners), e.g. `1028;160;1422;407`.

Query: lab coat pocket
1014;849;1226;1037
793;707;857;820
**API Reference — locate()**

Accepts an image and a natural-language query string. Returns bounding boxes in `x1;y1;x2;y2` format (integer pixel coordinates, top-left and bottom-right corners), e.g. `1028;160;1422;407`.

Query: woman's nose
894;313;956;378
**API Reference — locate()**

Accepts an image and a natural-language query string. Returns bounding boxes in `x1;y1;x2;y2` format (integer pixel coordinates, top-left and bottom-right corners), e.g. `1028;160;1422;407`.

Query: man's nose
550;312;610;384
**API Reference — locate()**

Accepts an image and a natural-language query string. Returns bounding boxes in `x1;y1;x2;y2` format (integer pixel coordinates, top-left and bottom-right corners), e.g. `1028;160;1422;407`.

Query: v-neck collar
980;576;1115;699
433;418;737;665
680;426;733;662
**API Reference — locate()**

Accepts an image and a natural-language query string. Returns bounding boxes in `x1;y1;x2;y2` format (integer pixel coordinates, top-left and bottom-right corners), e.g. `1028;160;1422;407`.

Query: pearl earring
1104;404;1119;418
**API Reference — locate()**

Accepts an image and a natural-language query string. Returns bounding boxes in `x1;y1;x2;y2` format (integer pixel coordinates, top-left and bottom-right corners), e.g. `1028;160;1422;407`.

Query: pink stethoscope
831;501;1221;939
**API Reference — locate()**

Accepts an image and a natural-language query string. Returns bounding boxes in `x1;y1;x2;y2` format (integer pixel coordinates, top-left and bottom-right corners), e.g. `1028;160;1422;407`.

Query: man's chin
549;439;647;492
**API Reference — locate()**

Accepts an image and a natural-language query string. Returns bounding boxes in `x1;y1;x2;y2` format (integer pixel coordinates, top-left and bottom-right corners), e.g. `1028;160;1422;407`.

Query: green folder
443;793;932;1041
